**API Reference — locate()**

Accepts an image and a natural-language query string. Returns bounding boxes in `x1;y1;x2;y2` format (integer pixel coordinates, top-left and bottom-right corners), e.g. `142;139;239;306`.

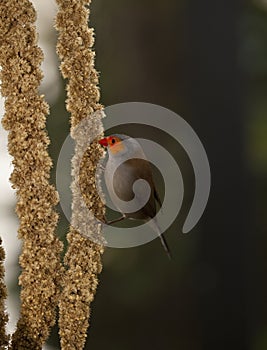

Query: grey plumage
103;134;171;259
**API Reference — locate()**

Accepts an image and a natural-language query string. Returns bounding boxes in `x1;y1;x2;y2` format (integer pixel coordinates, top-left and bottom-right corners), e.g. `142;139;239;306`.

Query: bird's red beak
98;137;108;147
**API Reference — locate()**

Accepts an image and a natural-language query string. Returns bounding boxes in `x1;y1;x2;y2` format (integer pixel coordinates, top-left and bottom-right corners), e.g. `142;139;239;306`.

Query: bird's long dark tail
159;233;172;260
150;219;172;260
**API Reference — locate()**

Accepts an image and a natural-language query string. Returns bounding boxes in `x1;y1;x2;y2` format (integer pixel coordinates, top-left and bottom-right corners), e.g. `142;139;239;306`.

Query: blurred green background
3;0;267;349
49;0;267;349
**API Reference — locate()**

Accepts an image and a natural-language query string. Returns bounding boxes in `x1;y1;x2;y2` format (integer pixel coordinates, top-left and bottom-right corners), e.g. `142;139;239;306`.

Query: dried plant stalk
0;238;9;349
0;1;63;348
55;0;105;349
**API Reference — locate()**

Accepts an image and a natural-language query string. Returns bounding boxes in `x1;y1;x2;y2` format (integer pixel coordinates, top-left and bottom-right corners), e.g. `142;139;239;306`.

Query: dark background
45;0;267;349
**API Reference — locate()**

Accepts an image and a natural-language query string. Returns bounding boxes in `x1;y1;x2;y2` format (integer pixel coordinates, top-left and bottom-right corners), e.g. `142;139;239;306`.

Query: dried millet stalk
55;0;105;349
0;1;63;349
0;238;9;349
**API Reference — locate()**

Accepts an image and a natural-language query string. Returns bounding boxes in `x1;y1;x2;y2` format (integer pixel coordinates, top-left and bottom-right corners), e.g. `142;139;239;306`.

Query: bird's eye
111;138;116;144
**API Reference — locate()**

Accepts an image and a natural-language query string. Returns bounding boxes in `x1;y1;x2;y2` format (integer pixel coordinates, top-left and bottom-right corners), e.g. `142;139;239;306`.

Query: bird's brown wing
113;158;158;220
154;187;162;207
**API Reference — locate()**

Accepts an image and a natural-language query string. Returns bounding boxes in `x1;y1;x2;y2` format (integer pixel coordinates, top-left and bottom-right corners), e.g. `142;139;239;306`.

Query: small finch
99;134;171;259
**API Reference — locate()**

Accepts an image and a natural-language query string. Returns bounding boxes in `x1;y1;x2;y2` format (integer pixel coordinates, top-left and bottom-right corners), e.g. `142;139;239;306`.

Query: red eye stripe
108;136;121;146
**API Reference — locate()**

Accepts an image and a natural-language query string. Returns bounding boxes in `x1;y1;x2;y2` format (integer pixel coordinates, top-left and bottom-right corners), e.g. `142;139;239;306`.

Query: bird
98;134;171;259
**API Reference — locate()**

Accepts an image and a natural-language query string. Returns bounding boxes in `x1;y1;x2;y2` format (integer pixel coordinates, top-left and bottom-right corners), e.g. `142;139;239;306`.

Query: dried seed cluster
0;1;63;348
0;238;9;349
55;0;105;349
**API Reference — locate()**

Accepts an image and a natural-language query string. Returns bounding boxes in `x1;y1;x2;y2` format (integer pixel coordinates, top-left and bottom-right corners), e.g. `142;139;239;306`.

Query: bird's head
98;134;129;157
99;134;146;160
